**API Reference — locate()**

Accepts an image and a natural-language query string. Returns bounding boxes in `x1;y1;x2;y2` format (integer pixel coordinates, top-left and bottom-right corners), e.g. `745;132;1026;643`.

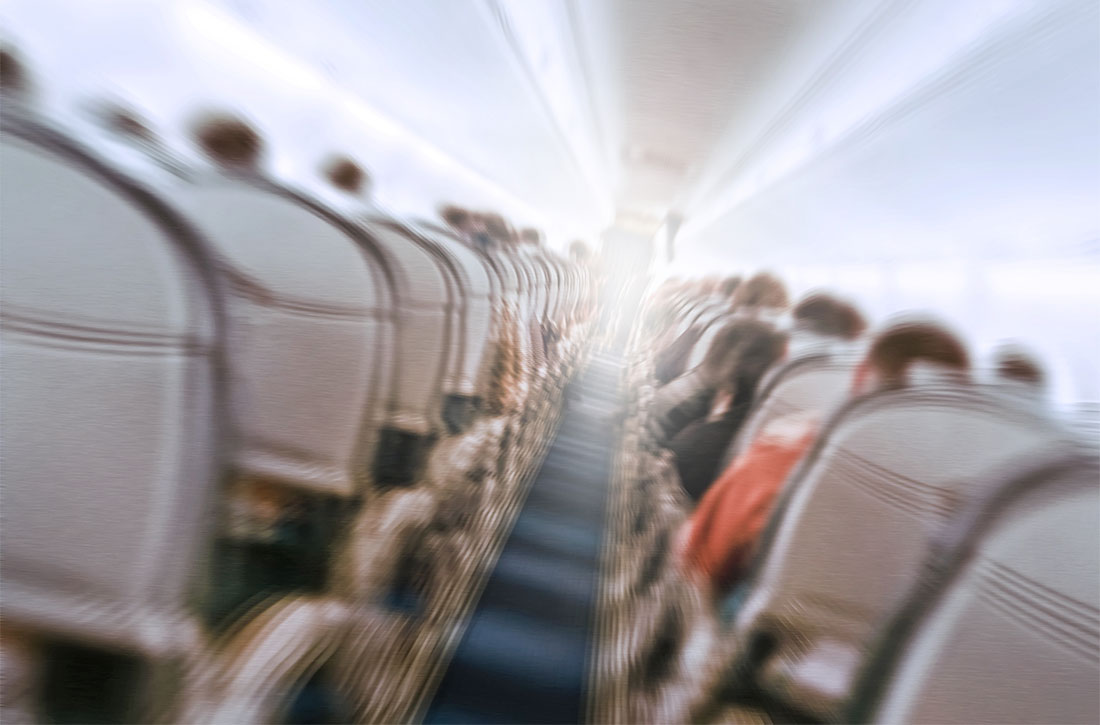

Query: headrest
904;361;971;388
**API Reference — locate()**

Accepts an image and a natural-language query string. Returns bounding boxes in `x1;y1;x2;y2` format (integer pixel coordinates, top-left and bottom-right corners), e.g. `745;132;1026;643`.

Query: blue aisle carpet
423;353;623;724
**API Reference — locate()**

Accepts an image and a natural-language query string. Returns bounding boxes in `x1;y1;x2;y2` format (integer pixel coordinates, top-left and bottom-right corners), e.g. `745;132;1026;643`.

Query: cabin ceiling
584;0;842;218
209;0;866;230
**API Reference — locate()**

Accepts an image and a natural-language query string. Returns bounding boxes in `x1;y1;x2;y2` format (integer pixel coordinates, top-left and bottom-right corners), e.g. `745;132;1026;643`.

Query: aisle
423;352;624;724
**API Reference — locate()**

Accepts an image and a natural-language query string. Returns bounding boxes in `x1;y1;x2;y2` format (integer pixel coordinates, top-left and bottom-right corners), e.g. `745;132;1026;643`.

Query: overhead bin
0;110;223;655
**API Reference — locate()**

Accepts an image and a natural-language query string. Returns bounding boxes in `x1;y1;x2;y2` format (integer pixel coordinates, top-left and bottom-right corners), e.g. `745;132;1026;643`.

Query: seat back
684;313;732;372
392;221;494;425
543;255;566;323
174;178;395;496
357;221;452;438
531;252;554;322
383;224;464;408
0;113;223;642
410;221;501;397
860;454;1099;724
733;385;1071;718
500;253;537;373
718;352;858;470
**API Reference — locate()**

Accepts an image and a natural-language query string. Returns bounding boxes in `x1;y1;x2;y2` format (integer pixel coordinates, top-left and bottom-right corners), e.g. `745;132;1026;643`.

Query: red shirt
678;413;818;597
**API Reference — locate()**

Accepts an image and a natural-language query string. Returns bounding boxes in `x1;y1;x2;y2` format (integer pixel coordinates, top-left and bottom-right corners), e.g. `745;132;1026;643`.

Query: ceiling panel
216;0;605;224
597;0;839;211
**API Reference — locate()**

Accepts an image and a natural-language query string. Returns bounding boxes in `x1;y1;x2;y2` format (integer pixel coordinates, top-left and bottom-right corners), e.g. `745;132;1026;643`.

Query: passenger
482;212;518;248
569;239;600;320
441;204;477;245
666;319;790;501
0;48;30;98
993;343;1045;386
676;320;970;603
730;271;789;313
791;292;867;340
653;321;708;385
322;154;371;197
569;239;592;265
718;275;742;298
648;319;788;448
991;343;1047;402
79;99;191;178
519;227;543;247
653;272;787;385
191;112;265;170
664;293;866;503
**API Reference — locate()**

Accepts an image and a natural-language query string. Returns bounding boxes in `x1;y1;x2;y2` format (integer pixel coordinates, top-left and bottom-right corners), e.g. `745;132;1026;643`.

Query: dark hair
482;213;516;245
322;155;368;193
519;227;542;245
701;318;788;389
192;112;264;168
793;292;867;340
0;48;28;94
718;276;742;297
994;346;1045;386
867;321;970;385
102;105;155;141
731;272;789;310
440;205;471;229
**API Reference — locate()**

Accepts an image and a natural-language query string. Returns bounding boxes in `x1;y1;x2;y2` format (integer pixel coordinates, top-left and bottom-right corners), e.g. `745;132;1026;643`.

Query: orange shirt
678;413;819;597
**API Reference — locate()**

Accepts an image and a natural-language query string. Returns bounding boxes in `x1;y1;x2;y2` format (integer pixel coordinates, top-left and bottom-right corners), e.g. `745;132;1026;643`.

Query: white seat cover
360;221;452;435
684;313;732;372
872;459;1099;724
402;224;494;399
493;254;533;372
0;123;221;645
174;181;392;494
734;385;1070;717
719;353;858;470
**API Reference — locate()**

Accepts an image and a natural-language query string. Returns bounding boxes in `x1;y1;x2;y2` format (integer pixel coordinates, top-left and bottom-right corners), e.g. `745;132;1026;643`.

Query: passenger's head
992;344;1046;388
700;275;724;295
0;48;29;97
92;102;156;143
519;227;543;247
700;318;789;393
792;292;867;340
440;204;474;233
192;112;264;170
731;272;789;311
718;276;742;298
569;240;592;265
482;213;516;247
854;320;970;394
321;154;369;195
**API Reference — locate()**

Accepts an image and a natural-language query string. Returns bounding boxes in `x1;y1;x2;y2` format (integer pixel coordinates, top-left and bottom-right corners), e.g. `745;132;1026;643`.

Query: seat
683;313;733;373
375;219;494;435
173;175;395;497
717;351;859;471
730;383;1075;721
853;453;1099;724
508;251;547;378
476;251;530;413
354;220;455;484
416;222;504;374
0;110;223;658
